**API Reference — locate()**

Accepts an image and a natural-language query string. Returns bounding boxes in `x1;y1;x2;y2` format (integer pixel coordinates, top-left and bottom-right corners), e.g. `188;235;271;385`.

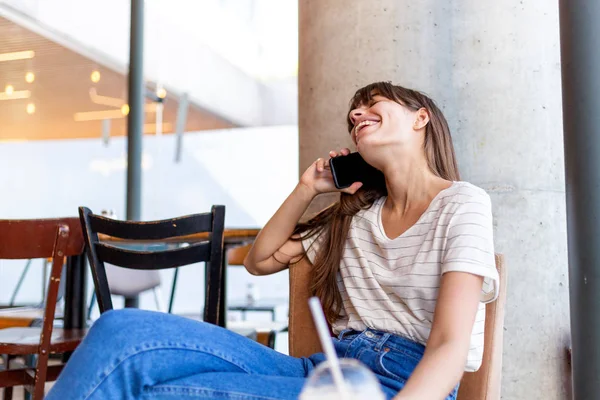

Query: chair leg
28;351;49;400
1;355;33;400
153;287;165;312
23;386;31;400
268;330;277;349
23;355;36;400
1;355;13;400
87;291;96;319
3;386;13;400
168;268;179;313
123;296;139;308
32;374;46;400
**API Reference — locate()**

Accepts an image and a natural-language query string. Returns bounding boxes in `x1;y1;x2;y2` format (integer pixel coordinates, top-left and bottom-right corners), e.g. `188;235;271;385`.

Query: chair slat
0;218;84;259
95;242;211;270
0;368;32;388
89;213;213;240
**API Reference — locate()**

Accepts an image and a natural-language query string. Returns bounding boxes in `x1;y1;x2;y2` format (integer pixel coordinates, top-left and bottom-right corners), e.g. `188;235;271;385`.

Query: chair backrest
457;254;506;400
79;206;225;325
0;218;84;260
0;218;85;384
288;254;507;400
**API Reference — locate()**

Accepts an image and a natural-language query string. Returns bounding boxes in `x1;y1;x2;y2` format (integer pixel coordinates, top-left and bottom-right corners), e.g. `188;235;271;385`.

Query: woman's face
348;94;419;155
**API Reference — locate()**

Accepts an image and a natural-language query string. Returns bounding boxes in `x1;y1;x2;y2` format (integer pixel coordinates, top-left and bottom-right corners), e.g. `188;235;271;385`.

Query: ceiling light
89;88;124;108
25;72;35;83
156;88;167;99
26;103;35;114
0;50;35;62
91;70;101;83
74;109;125;122
5;85;14;96
0;90;31;101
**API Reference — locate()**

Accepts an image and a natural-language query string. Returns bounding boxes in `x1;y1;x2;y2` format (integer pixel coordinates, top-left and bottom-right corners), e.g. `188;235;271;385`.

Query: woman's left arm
393;271;483;400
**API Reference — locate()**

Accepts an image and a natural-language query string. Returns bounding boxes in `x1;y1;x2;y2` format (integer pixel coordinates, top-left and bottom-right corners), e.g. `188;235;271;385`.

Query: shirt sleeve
442;192;499;303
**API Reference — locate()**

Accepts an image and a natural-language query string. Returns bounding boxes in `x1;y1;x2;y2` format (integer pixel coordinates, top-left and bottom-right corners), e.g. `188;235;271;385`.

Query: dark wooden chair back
79;206;226;325
0;218;85;400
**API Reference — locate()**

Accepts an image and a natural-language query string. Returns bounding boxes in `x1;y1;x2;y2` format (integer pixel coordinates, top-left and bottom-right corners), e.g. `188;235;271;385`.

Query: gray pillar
299;1;568;398
559;1;600;398
124;296;140;309
126;0;144;221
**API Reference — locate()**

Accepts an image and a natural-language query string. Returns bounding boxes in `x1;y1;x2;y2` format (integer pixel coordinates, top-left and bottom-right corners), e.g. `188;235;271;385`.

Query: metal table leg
63;254;87;362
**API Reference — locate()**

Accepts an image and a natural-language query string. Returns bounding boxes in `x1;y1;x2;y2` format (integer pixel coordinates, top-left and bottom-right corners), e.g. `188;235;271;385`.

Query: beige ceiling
0;16;235;142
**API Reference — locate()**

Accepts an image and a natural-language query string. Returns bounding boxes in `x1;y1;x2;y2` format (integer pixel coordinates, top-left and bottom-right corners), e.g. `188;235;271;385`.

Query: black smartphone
329;152;385;189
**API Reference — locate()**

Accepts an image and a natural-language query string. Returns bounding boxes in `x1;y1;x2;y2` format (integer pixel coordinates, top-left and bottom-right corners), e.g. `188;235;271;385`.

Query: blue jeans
47;309;458;399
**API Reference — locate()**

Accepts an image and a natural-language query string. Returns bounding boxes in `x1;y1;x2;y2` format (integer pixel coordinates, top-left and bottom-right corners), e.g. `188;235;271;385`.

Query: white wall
261;77;299;126
0;126;298;320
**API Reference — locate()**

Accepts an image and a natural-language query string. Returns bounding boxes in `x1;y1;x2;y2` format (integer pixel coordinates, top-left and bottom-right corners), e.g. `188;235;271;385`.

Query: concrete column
299;1;568;398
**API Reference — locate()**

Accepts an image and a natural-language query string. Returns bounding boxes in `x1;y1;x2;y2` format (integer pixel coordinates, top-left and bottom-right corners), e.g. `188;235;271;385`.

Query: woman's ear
412;108;430;130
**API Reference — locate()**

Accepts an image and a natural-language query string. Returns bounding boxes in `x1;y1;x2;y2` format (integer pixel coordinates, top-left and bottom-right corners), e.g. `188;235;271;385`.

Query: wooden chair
0;218;87;400
289;254;507;400
79;206;226;326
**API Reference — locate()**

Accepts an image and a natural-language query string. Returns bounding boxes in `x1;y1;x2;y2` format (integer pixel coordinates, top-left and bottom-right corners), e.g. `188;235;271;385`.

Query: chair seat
0;328;87;355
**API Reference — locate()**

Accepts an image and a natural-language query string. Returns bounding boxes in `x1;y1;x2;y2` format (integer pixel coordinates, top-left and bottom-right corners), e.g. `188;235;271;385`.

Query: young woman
47;82;498;400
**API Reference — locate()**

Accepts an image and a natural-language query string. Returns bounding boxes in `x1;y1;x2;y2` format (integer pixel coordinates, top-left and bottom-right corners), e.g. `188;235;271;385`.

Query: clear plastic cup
299;358;386;400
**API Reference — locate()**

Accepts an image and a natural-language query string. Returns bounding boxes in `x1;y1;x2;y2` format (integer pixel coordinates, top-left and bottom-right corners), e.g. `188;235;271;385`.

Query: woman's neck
381;157;452;216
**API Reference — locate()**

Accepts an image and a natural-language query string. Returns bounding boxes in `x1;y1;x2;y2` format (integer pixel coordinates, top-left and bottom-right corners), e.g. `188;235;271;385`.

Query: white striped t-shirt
302;181;499;372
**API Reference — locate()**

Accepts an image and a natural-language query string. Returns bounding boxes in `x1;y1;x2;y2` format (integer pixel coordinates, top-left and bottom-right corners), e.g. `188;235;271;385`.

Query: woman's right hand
299;148;363;197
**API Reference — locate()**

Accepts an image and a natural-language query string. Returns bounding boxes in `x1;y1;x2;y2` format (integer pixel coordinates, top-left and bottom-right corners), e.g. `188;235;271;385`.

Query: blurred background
1;1;594;399
0;0;298;340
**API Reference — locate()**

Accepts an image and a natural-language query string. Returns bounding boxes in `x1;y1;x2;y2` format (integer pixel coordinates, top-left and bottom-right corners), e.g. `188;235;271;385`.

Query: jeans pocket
376;348;420;382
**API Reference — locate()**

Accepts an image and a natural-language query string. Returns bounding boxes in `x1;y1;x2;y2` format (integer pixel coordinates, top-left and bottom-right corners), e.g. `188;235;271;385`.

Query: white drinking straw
308;296;350;399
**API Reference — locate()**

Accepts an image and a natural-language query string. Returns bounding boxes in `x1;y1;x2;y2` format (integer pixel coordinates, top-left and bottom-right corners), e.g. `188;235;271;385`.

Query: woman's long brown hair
293;82;461;324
